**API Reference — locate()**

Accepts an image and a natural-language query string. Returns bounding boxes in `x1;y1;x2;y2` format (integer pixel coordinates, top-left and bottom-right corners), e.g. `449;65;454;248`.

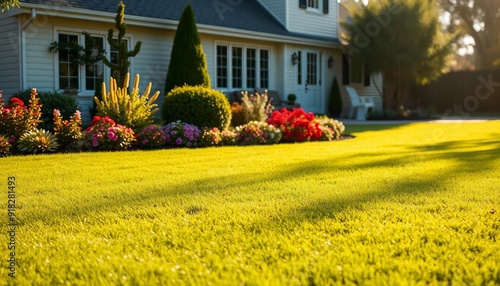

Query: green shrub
17;129;59;154
162;85;231;130
13;89;78;131
328;76;342;117
95;73;160;133
164;4;210;95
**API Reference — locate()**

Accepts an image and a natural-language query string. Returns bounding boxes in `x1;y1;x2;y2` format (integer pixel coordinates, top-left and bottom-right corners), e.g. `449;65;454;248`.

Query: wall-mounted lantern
292;52;299;65
328;56;335;68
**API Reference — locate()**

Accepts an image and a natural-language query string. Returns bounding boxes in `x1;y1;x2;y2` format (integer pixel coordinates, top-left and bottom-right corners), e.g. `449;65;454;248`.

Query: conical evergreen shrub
164;4;210;96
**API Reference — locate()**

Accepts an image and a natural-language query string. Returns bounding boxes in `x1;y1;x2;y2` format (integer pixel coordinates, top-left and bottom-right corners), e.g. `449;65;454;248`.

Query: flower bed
1;88;346;157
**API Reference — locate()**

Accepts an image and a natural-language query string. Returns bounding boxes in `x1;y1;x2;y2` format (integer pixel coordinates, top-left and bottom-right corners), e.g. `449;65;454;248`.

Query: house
0;0;383;123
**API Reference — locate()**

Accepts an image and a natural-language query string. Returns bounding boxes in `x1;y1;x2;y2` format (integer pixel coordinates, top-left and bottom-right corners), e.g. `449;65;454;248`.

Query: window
58;34;79;90
308;0;319;9
216;44;270;90
307;52;318;85
247;48;256;88
85;36;104;91
217;45;228;88
232;47;243;88
260;50;269;88
350;55;363;84
300;0;328;13
55;30;131;93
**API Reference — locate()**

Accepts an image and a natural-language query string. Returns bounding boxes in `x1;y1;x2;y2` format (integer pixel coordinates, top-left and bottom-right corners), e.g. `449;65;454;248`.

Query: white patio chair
345;86;375;120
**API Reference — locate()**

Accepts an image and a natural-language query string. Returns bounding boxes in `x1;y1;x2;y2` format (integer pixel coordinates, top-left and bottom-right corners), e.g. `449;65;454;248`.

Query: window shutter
299;0;306;9
323;0;329;13
342;53;350;85
363;68;371;86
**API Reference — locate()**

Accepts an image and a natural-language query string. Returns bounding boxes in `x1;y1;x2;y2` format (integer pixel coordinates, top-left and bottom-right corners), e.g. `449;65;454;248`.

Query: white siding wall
0;16;21;97
287;0;337;39
257;0;286;26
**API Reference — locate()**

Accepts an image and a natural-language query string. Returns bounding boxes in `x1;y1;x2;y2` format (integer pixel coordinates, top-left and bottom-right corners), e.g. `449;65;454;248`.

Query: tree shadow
21;137;499;228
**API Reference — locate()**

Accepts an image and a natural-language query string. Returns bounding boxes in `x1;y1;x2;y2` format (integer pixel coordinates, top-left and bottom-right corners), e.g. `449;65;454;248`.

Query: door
296;50;322;113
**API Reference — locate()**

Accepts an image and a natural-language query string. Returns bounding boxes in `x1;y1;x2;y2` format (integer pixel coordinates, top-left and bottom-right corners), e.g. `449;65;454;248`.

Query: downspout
21;9;37;90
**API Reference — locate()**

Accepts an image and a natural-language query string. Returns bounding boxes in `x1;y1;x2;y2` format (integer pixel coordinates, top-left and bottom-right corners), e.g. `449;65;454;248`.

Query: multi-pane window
307;52;318;85
56;32;130;92
232;47;243;89
260;50;269;89
246;48;256;88
217;45;228;88
58;34;79;90
307;0;319;9
85;36;104;91
216;44;270;90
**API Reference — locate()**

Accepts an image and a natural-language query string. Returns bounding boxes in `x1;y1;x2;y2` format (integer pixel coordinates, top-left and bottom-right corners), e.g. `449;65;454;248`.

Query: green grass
1;121;499;285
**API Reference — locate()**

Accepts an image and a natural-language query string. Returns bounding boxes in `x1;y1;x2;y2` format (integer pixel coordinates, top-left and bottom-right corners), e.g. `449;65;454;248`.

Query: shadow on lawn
24;137;500;226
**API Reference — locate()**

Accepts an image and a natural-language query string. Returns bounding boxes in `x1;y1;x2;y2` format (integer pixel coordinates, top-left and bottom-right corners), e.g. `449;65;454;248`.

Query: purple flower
142;139;149;145
175;138;183;145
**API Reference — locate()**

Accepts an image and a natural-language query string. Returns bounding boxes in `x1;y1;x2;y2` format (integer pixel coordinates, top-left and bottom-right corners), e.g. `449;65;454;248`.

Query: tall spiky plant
101;1;142;88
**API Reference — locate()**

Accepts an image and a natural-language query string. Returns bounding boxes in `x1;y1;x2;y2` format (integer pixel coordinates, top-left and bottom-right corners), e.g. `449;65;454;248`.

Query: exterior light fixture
328;56;334;68
292;52;299;65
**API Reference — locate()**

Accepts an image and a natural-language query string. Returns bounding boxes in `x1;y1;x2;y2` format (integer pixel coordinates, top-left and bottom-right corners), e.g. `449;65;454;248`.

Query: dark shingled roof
20;0;339;43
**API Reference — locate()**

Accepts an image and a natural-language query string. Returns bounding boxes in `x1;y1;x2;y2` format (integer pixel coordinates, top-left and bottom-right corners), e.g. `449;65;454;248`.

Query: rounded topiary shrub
161;85;231;130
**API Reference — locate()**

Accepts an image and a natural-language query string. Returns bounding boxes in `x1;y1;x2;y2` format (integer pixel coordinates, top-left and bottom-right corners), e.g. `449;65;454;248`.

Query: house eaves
18;0;340;48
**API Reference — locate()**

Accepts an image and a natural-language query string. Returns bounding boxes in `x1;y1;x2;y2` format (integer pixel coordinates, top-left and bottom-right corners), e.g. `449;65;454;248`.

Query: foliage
315;115;346;140
162;85;232;131
84;116;135;151
199;127;222;147
220;129;238;146
53;109;84;150
14;89;78;131
328;76;342;117
95;73;160;133
134;125;166;149
240;90;274;123
17;128;59;154
287;93;297;102
1;121;499;285
164;4;210;95
0;88;42;141
235;121;282;145
0;0;19;13
440;0;500;68
267;108;322;142
161;120;200;148
342;0;452;110
0;134;10;157
101;1;142;88
230;102;245;127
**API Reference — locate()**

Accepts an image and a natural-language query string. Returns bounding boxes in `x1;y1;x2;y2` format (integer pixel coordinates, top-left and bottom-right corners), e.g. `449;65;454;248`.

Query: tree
164;4;210;95
342;0;452;111
328;76;342;117
440;0;500;69
101;1;142;88
1;0;19;13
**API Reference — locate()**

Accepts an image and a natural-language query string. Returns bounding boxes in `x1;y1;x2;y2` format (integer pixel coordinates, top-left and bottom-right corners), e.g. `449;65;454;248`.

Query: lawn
1;120;499;285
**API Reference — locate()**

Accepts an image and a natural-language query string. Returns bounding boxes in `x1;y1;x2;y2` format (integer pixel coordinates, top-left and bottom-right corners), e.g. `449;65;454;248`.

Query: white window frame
215;41;272;91
306;0;322;13
53;27;134;96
